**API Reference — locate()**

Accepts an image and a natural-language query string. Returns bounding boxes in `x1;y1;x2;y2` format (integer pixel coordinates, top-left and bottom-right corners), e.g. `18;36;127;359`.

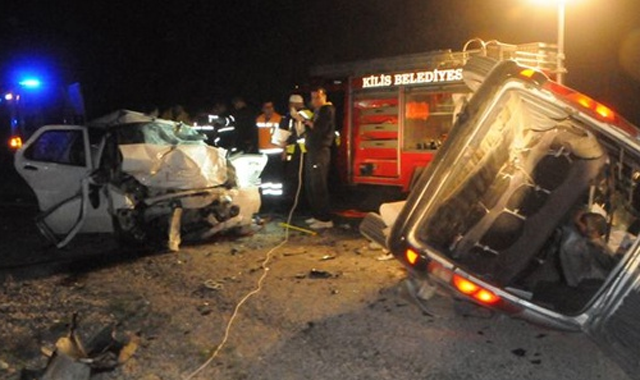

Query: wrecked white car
14;110;266;250
362;59;640;379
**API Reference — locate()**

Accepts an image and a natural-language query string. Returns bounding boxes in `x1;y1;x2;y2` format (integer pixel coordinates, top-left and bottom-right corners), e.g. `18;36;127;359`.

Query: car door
14;125;93;246
583;247;640;380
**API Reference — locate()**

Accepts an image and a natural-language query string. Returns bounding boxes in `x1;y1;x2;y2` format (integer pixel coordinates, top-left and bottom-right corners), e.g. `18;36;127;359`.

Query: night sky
2;0;640;122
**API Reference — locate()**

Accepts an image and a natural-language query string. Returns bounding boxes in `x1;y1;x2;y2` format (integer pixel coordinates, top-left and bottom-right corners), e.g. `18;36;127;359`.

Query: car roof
86;109;175;130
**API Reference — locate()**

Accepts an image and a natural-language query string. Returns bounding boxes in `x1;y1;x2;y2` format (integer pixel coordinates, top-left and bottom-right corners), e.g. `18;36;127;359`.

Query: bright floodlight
19;78;42;88
4;93;13;101
530;0;570;4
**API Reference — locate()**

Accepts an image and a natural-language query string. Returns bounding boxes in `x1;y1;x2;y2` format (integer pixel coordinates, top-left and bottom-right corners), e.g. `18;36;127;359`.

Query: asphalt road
0;173;630;379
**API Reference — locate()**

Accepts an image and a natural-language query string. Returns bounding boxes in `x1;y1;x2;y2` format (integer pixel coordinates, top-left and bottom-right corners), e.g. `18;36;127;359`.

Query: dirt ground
0;199;630;380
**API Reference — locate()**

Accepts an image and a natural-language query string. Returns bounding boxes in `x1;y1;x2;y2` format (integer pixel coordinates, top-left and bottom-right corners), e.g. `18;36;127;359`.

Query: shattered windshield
115;121;206;145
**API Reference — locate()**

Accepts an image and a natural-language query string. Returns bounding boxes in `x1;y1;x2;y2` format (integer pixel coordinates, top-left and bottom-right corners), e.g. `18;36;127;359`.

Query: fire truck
312;39;565;192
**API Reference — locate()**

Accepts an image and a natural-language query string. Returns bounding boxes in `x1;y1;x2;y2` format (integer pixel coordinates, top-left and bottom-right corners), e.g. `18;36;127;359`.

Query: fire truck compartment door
360;123;398;140
358;140;398;160
360;124;398;132
357;159;398;178
359;140;398;149
360;106;399;116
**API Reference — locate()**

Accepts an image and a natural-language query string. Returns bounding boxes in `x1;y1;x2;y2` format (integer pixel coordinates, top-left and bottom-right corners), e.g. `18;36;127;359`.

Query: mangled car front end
15;110;265;250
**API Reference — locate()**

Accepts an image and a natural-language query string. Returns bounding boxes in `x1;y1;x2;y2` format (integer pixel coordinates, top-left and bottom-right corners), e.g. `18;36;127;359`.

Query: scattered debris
308;269;335;279
203;279;224;291
530;359;542;365
320;255;336;261
404;278;436;317
28;314;139;380
416;280;437;301
176;252;191;265
197;303;213;316
376;253;394;261
368;242;383;251
168;207;183;253
283;249;307;257
302;321;315;333
118;335;140;364
294;273;307;279
41;346;55;358
511;348;527;357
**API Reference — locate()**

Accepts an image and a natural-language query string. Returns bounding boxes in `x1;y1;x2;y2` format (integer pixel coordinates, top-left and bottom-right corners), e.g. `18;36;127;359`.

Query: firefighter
278;94;310;202
256;101;284;197
209;101;236;150
303;87;335;229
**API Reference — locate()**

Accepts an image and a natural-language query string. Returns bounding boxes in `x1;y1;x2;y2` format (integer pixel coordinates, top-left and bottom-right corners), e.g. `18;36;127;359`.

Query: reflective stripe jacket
256;113;283;154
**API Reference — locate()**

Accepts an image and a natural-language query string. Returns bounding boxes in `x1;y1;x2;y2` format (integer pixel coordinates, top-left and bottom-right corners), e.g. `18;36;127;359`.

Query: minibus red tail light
475;289;501;304
594;103;614;120
547;83;619;123
452;274;500;305
452;274;479;295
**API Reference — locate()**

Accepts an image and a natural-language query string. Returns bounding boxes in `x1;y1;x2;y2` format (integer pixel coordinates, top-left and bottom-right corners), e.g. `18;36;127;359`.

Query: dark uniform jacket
306;103;335;152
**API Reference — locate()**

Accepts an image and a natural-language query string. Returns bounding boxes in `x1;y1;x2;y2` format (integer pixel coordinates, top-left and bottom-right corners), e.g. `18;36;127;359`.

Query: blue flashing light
19;78;42;88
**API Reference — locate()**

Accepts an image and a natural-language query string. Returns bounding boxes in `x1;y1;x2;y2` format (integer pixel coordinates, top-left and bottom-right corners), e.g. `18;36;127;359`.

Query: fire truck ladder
436;38;565;76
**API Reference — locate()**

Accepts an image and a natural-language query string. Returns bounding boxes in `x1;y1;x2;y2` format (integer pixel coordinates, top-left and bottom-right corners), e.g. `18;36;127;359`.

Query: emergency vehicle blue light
19;78;42;88
4;93;13;101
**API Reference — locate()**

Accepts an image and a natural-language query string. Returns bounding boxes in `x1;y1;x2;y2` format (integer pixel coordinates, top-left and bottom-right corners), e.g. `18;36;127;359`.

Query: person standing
256;101;284;197
256;101;283;155
231;97;258;153
304;87;335;229
278;94;310;202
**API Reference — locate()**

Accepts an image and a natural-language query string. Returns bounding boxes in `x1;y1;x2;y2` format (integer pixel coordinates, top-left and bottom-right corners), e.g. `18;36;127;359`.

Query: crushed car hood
119;143;229;190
